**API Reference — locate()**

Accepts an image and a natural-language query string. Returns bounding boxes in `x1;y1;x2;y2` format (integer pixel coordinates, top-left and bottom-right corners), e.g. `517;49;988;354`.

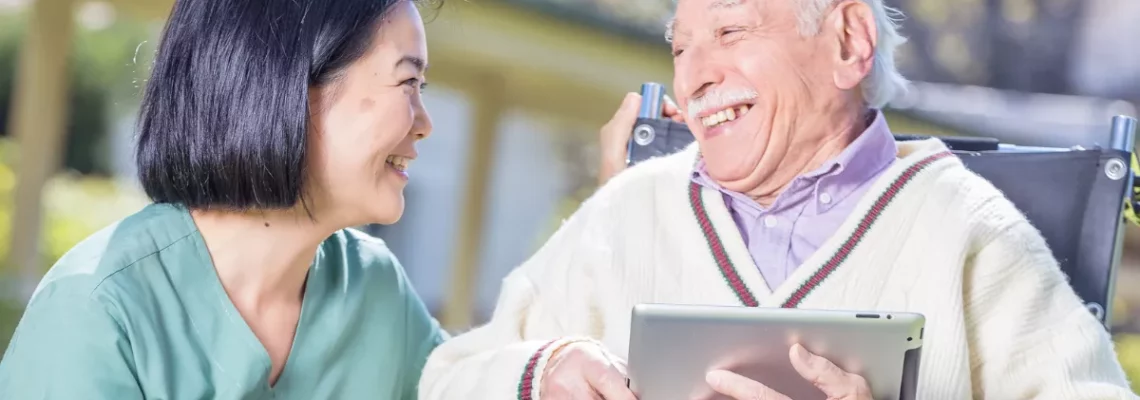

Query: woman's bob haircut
135;0;435;210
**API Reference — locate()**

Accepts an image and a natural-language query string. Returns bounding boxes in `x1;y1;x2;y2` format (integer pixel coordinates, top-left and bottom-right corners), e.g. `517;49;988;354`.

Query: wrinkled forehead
675;0;744;9
667;0;748;42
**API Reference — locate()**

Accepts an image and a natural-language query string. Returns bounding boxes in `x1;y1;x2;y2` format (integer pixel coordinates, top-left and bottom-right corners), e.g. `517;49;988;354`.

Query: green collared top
0;203;446;399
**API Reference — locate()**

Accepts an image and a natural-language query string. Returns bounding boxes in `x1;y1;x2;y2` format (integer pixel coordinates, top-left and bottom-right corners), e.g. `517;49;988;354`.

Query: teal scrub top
0;203;447;399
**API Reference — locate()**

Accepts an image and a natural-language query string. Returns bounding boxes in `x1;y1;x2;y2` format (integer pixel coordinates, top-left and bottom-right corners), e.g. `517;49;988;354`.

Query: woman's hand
706;344;874;400
597;92;684;187
541;341;636;400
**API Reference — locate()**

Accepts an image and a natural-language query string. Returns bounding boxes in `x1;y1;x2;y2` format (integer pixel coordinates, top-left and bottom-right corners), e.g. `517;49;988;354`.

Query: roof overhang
424;0;675;126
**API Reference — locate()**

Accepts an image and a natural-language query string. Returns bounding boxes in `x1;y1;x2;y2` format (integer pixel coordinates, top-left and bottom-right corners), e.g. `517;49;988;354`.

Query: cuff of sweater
517;337;601;400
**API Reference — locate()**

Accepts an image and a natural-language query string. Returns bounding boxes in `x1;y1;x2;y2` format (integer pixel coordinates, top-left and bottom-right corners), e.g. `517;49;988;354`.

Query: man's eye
672;48;685;57
718;27;744;37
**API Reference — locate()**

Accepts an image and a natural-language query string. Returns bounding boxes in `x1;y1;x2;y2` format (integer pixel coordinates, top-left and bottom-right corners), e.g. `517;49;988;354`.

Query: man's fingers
607;354;629;377
613;92;642;123
601;92;641;146
587;365;637;400
663;95;685;122
706;370;790;400
789;344;872;398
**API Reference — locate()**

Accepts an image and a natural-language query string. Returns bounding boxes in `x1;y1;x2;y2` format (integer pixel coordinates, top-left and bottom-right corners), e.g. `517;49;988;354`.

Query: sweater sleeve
964;217;1137;399
418;193;616;400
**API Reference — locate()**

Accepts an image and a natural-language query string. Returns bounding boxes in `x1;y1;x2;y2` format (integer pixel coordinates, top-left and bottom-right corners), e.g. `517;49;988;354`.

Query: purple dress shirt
691;111;898;290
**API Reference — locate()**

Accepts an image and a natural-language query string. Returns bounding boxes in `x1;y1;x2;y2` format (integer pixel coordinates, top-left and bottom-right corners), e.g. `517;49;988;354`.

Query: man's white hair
667;0;909;109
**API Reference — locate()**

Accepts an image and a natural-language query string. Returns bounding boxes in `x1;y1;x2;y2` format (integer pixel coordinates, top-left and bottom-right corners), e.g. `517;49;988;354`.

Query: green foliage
0;138;149;268
0;299;19;355
1117;335;1140;392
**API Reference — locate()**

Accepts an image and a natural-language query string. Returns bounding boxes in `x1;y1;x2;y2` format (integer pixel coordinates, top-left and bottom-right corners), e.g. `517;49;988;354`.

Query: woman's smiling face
307;1;433;226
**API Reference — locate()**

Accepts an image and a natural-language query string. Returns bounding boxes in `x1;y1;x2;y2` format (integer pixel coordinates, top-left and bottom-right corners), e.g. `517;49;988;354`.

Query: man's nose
676;45;725;100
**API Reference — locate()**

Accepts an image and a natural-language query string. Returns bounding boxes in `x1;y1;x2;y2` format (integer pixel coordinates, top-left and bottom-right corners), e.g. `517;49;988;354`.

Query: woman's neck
191;207;335;312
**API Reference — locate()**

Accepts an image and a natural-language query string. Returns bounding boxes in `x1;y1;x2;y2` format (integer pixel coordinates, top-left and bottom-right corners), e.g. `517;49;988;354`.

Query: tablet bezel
626;304;924;400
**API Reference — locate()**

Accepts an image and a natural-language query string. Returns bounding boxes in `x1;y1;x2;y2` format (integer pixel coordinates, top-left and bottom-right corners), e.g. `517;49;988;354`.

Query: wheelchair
899;115;1138;327
628;114;1140;327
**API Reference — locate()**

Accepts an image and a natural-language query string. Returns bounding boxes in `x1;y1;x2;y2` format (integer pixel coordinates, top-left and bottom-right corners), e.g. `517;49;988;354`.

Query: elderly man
419;0;1136;398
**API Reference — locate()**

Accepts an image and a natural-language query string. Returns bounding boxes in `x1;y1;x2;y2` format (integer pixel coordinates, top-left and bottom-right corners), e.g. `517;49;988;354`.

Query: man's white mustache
687;88;759;121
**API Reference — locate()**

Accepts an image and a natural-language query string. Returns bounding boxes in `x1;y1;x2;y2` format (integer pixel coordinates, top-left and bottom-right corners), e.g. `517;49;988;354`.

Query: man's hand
541;341;636;400
706;344;873;400
597;92;684;186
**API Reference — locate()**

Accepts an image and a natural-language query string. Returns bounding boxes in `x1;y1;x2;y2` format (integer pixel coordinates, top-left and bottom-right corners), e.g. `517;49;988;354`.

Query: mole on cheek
361;97;375;110
360;96;378;110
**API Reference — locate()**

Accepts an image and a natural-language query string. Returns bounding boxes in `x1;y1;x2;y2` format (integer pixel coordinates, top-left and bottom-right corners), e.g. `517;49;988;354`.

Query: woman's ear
307;84;337;134
830;0;877;91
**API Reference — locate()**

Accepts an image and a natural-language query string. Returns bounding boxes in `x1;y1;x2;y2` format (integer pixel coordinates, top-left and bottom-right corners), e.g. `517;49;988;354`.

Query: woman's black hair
135;0;435;210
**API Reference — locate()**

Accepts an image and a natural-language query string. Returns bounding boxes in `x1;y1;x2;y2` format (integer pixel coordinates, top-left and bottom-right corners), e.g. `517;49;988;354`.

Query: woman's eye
403;77;426;91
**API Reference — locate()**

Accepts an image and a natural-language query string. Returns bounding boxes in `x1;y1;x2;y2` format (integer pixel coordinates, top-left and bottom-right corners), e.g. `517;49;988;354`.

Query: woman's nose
413;104;433;141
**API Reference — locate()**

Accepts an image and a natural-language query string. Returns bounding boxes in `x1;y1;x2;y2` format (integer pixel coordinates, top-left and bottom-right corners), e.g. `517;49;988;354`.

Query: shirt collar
691;109;898;213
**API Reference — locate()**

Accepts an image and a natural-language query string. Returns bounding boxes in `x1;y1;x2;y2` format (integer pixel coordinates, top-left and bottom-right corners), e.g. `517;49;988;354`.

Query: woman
0;0;444;398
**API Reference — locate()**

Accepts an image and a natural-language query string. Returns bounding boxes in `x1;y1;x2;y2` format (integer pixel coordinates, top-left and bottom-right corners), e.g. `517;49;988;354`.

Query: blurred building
4;0;1139;333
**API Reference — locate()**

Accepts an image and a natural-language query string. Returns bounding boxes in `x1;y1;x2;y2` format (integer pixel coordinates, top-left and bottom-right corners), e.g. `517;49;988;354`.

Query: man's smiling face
670;0;877;195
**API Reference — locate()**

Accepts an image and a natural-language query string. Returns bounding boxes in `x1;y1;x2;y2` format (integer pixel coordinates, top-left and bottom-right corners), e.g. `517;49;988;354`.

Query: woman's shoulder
317;228;412;289
316;228;442;333
315;229;445;382
0;206;196;392
327;227;396;262
34;203;199;301
322;228;399;273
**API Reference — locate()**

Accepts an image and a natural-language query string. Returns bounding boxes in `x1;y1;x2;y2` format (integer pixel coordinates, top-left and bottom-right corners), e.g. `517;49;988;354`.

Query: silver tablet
627;304;924;400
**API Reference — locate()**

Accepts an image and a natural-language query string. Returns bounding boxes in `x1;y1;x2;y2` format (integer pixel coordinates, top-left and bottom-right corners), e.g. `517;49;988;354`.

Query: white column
440;73;505;331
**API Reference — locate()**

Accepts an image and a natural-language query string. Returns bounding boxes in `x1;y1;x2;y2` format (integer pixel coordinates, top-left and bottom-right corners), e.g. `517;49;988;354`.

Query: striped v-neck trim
688;151;955;308
689;182;760;307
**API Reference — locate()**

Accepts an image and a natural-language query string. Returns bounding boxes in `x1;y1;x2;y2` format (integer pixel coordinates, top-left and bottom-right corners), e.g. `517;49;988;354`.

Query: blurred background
0;0;1139;389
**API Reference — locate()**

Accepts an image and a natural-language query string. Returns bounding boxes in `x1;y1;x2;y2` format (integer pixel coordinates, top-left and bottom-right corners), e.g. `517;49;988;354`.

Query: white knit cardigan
418;138;1136;400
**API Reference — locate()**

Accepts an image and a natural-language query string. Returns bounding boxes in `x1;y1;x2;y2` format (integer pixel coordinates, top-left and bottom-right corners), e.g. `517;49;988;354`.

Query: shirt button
764;215;778;228
819;193;833;204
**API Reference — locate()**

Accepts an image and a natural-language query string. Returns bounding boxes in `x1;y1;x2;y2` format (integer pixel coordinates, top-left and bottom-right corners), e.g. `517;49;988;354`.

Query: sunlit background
1;0;1139;390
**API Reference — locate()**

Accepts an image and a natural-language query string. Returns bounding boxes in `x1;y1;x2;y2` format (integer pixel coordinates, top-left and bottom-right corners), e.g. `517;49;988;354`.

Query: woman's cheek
379;100;416;145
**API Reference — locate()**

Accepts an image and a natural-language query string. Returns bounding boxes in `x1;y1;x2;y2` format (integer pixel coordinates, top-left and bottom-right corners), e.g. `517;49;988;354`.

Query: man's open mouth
701;104;753;129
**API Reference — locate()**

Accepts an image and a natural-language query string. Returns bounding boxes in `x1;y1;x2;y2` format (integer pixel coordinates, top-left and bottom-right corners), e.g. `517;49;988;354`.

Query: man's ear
829;0;876;91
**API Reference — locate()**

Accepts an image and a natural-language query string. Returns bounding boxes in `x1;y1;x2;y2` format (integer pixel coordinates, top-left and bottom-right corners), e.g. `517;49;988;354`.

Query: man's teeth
702;105;751;128
386;155;411;172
